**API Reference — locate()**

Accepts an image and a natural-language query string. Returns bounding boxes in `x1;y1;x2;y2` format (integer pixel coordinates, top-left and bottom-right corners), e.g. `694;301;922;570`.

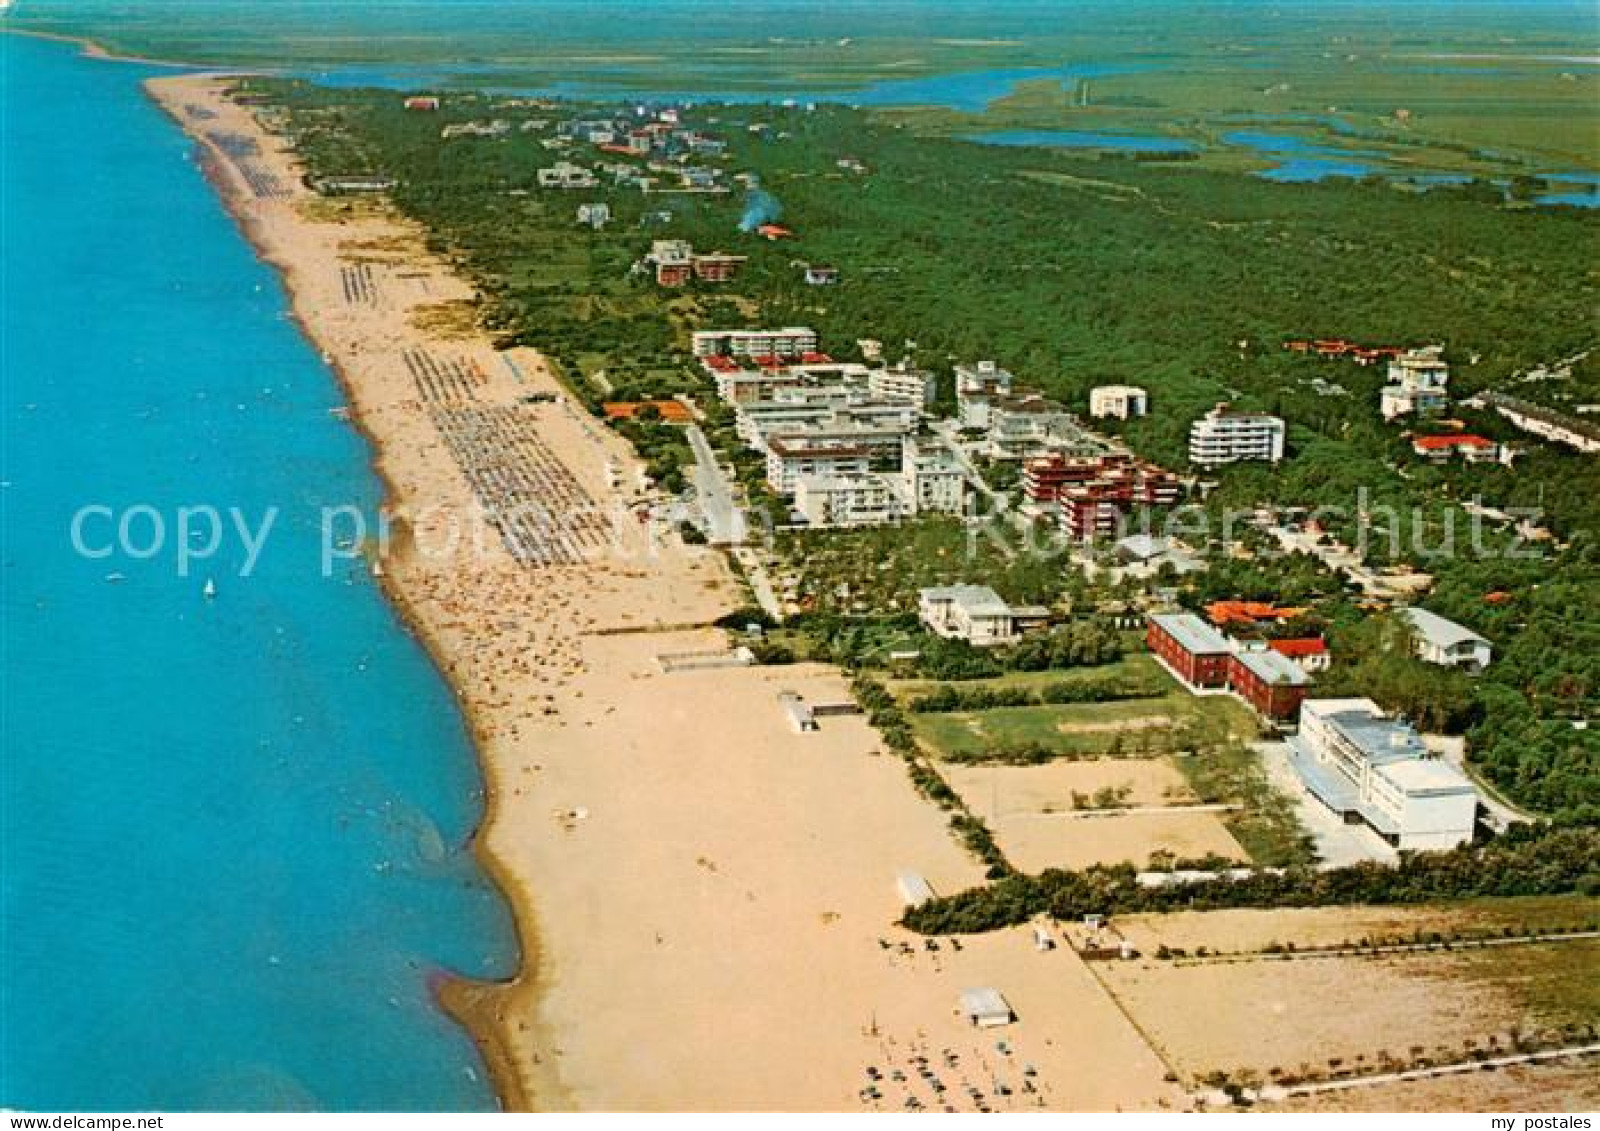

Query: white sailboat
203;578;217;600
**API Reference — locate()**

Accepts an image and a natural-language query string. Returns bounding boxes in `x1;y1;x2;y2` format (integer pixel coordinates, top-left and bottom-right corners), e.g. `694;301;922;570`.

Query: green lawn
910;681;1261;762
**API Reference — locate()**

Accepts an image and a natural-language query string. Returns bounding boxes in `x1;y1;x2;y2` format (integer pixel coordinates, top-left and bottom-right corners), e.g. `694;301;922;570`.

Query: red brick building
1146;613;1231;689
1226;648;1312;721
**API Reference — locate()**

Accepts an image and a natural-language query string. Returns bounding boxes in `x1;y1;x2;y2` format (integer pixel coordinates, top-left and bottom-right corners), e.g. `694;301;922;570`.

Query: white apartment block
954;361;1015;429
1288;698;1478;851
985;397;1092;461
918;585;1051;647
691;327;819;360
900;438;968;516
764;438;875;495
1089;385;1150;420
1188;405;1286;467
793;474;907;528
737;399;918;455
868;362;937;406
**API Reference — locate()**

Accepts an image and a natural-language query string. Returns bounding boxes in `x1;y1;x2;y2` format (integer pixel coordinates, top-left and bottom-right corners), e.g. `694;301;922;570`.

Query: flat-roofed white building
692;326;820;360
919;584;1051;647
1401;607;1492;673
710;367;802;405
1089;384;1150;420
778;691;818;733
1288;698;1478;850
536;161;598;189
793;474;906;528
869;361;936;406
985;396;1089;460
1188;404;1286;467
765;437;874;494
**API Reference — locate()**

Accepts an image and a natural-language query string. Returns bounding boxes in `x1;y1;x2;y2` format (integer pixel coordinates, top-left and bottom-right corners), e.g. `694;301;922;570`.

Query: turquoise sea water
1;34;516;1111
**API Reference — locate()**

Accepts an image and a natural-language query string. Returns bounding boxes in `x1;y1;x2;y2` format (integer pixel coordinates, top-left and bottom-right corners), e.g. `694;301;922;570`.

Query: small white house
1401;607;1492;673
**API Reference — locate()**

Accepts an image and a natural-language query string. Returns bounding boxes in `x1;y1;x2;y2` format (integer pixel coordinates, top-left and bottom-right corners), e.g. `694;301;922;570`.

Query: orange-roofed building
1267;637;1332;673
757;223;796;240
1205;600;1310;627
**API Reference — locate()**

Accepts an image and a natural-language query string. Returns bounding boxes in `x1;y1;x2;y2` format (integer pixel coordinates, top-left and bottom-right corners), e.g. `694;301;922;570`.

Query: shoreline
2;26;200;69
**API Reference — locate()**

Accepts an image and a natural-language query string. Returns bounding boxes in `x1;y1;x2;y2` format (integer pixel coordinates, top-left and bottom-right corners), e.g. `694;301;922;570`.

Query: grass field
944;756;1248;871
889;655;1166;701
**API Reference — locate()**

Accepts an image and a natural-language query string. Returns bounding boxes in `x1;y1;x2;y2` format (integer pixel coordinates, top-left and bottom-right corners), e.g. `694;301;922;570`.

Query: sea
0;33;517;1110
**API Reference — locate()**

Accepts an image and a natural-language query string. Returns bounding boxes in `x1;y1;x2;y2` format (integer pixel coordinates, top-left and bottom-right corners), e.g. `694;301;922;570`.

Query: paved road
683;426;786;620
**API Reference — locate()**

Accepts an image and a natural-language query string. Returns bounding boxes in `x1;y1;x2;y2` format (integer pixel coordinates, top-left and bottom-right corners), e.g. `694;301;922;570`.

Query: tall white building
1288;698;1478;850
1089;385;1149;420
955;361;1015;429
899;437;968;516
765;436;883;494
1188;405;1286;467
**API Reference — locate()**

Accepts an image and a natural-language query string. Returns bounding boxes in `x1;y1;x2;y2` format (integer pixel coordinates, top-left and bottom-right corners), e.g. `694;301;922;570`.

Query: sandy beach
147;73;1188;1112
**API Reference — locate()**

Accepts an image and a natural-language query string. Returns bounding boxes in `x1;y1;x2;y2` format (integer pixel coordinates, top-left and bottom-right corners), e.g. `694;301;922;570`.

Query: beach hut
959;988;1016;1029
896;871;936;908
